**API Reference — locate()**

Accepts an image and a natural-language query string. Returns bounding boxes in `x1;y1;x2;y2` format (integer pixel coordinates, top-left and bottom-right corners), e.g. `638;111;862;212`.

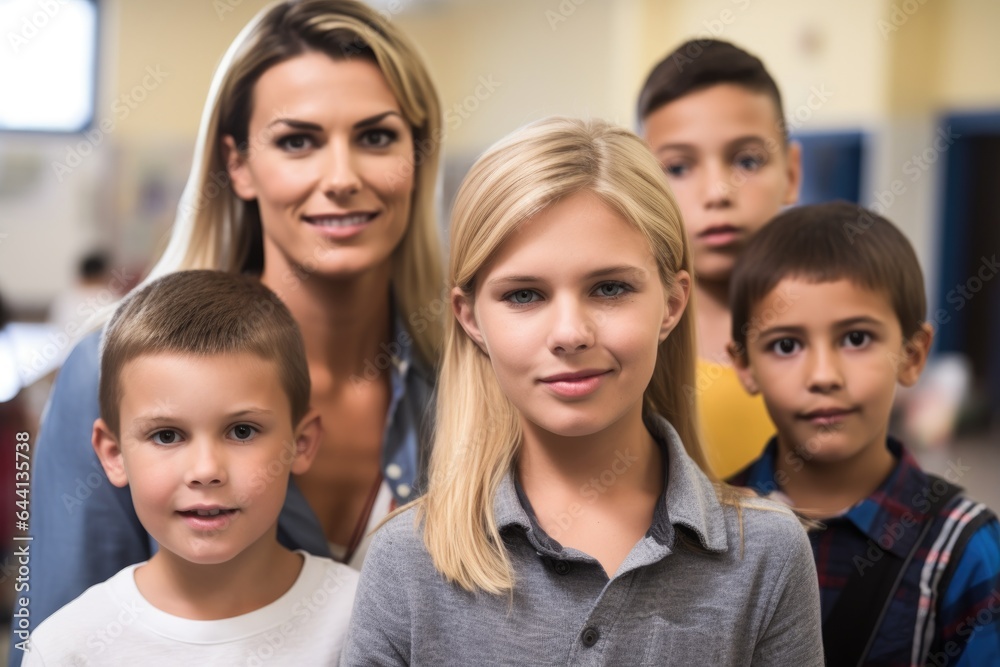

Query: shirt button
385;463;403;480
396;483;411;498
553;560;571;575
581;627;599;648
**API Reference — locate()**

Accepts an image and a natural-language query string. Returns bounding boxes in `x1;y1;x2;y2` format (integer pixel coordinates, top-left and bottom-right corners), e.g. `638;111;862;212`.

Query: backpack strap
924;499;997;657
935;503;996;597
822;475;962;667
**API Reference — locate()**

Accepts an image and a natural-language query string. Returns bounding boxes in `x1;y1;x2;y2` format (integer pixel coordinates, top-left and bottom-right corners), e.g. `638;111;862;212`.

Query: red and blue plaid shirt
730;437;1000;667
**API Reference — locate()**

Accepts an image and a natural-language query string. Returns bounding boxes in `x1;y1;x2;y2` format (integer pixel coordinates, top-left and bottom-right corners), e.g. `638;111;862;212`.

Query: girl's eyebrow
583;265;647;280
486;265;646;288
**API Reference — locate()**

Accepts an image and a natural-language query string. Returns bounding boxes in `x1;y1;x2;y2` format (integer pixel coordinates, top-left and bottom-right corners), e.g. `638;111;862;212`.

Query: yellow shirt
695;358;776;479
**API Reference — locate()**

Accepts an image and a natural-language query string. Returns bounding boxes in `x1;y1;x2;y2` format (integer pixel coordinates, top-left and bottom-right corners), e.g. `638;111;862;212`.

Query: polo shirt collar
493;414;730;559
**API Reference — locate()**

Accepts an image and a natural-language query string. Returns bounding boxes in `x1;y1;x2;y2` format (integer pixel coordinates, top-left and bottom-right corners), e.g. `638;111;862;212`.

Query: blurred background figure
47;251;112;337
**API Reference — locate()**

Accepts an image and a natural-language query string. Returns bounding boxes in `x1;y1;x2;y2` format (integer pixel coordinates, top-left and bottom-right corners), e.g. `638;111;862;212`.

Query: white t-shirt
22;551;358;666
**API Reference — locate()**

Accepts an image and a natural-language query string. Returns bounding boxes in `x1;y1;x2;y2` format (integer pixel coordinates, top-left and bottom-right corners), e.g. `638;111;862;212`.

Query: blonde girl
344;118;823;666
22;1;444;654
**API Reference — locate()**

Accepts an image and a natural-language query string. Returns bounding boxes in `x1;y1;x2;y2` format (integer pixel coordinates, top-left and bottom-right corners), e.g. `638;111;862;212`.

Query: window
0;0;98;133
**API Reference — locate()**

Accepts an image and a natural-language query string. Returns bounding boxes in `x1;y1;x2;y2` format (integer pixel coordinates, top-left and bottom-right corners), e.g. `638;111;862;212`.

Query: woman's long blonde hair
418;117;732;594
140;0;444;365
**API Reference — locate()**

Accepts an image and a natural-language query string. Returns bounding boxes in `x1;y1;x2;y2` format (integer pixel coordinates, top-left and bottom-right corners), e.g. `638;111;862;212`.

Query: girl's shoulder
718;493;815;572
364;505;431;572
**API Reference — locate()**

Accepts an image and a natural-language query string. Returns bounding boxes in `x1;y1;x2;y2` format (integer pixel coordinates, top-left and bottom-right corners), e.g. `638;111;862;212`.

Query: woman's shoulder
61;330;102;374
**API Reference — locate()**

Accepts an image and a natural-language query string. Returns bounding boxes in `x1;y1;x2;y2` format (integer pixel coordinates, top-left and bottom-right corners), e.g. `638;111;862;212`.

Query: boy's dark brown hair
637;39;786;141
99;270;310;436
729;201;927;355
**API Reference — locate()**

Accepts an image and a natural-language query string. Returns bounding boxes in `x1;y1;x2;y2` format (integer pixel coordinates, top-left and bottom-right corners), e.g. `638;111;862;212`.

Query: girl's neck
694;277;733;364
135;540;302;620
517;403;662;512
260;256;395;383
517;402;664;577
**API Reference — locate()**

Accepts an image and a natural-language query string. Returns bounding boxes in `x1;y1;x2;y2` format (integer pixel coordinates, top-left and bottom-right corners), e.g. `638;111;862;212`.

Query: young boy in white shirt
23;270;358;666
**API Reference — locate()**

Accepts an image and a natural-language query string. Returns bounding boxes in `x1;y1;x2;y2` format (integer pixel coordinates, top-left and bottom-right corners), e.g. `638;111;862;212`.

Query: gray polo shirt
343;416;823;666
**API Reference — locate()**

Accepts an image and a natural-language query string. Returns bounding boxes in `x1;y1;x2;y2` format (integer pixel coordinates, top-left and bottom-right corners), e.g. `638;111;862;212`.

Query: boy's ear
896;323;934;387
221;135;257;201
452;286;488;354
92;419;129;488
728;342;761;395
290;409;323;476
782;140;803;206
660;270;692;342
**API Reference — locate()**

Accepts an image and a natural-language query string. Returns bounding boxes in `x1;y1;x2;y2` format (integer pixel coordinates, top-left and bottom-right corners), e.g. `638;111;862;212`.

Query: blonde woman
19;0;443;656
344;118;823;666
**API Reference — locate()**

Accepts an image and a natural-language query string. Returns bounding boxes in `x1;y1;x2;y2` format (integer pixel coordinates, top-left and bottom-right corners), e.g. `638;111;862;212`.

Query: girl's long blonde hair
139;0;444;365
418;117;737;594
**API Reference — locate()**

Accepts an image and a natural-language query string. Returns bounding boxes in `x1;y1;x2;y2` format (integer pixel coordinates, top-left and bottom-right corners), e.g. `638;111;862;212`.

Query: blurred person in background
637;39;802;479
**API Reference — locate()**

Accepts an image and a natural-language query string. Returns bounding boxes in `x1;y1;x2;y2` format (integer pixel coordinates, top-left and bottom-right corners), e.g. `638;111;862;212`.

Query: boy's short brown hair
99;270;309;436
637;39;786;141
729;201;927;354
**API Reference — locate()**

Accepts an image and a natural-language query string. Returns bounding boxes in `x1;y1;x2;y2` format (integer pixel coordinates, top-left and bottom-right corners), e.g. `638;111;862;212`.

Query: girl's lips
539;370;611;399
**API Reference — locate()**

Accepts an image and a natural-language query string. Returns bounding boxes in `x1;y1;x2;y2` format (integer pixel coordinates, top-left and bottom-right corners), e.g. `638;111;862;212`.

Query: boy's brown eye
844;331;871;348
231;424;256;441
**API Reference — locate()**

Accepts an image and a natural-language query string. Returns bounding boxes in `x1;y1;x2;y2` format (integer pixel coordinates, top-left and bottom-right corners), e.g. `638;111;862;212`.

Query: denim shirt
11;317;434;667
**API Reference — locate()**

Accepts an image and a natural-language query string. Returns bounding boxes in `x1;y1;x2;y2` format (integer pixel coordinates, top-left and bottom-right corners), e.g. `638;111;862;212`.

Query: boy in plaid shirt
728;202;999;666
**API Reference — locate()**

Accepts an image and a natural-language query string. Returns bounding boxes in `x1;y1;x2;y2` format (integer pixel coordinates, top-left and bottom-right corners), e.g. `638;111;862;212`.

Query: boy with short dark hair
728;202;1000;666
24;270;358;666
637;39;802;478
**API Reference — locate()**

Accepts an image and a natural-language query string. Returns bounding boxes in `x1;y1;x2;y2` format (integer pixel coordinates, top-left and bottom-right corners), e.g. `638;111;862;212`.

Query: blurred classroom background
0;0;998;656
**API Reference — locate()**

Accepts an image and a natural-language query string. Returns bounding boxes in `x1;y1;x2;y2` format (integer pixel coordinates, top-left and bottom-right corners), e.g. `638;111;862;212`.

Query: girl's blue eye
770;338;800;356
151;430;180;445
596;282;628;298
508;289;538;305
843;331;871;349
229;424;257;441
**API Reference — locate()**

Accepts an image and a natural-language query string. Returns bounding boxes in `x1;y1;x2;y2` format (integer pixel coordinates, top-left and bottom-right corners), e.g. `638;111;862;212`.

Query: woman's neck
260;258;394;384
